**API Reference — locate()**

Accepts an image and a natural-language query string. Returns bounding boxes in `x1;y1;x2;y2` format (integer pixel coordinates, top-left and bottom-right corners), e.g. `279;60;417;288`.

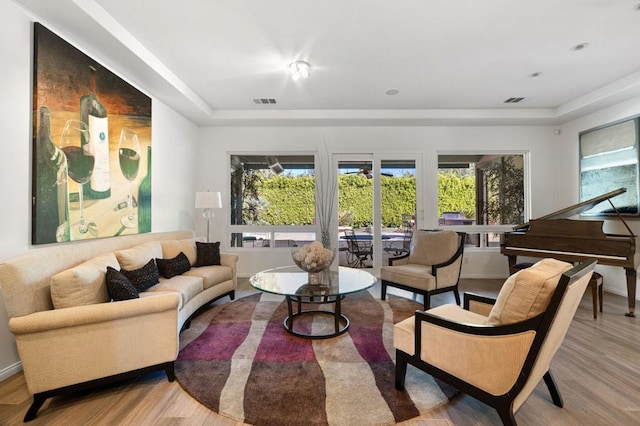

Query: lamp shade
195;191;222;209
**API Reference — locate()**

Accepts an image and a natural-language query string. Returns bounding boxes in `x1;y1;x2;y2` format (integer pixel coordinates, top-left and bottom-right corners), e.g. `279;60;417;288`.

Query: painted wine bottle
33;106;70;244
80;65;110;199
137;145;152;232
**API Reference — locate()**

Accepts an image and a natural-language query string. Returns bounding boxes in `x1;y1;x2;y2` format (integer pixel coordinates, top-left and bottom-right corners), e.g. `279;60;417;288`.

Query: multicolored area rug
175;290;457;426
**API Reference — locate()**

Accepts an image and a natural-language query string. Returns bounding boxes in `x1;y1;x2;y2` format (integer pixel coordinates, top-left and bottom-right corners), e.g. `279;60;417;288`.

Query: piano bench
588;272;604;319
510;262;534;275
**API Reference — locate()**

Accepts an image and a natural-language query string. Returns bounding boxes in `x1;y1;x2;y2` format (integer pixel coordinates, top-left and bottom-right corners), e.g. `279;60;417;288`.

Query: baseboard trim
0;361;22;382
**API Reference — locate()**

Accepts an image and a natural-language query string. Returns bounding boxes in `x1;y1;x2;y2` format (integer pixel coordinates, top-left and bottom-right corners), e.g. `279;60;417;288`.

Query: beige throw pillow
50;253;120;309
487;258;572;325
115;241;163;270
161;238;198;266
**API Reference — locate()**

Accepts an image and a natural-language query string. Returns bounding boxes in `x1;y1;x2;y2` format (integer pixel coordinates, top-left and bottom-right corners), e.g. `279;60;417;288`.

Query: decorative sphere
291;242;335;273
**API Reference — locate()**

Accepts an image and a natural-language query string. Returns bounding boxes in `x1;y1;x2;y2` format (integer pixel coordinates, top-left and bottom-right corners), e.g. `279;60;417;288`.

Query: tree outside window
438;154;525;247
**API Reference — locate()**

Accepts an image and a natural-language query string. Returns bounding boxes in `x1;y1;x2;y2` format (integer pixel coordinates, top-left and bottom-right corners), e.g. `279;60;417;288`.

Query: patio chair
383;227;413;257
343;229;373;268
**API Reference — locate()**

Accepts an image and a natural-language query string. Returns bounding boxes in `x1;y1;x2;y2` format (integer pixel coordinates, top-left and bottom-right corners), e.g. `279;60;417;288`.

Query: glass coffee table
250;266;377;339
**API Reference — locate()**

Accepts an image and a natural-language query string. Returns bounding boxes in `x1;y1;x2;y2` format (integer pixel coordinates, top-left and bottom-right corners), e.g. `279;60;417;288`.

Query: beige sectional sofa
0;230;238;421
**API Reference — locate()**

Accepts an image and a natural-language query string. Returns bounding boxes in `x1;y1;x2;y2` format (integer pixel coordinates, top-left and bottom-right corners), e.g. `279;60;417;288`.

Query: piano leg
624;268;636;317
507;255;517;275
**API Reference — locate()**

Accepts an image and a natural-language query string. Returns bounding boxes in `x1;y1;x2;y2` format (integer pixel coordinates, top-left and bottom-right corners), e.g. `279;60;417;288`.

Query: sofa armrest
8;293;179;335
220;253;239;285
220;253;239;268
9;293;180;395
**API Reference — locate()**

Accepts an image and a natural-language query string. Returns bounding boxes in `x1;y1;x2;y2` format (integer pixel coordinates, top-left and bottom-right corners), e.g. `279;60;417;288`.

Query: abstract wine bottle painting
32;23;152;244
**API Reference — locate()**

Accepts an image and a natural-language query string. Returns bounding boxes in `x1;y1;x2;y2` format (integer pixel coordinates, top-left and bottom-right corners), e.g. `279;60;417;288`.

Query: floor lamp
195;191;222;242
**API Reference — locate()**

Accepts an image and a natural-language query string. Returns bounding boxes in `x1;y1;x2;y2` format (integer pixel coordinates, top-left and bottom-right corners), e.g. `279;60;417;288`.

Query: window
229;154;316;248
579;117;639;216
438;153;526;247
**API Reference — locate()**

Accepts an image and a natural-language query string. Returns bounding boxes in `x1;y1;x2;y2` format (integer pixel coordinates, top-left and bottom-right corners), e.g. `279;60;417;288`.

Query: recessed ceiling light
571;43;589;51
529;72;543;78
385;88;400;96
635;3;640;10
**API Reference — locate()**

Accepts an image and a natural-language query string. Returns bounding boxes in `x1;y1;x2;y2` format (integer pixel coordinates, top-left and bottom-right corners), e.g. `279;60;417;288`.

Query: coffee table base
284;295;349;339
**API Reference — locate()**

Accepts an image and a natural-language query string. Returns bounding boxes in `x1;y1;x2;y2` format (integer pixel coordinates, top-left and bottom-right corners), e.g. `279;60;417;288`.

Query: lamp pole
195;191;222;242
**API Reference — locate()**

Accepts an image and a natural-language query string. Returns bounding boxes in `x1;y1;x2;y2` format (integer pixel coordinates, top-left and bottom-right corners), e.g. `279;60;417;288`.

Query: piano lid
513;187;629;232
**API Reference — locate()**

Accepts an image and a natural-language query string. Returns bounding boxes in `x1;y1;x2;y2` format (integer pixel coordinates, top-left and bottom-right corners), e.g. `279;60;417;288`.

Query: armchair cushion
394;304;489;356
488;258;572;325
408;230;459;266
380;264;435;291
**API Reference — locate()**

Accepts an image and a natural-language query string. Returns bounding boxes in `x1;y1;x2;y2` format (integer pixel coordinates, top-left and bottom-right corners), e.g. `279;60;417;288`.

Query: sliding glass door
337;156;374;268
379;158;417;268
336;153;419;273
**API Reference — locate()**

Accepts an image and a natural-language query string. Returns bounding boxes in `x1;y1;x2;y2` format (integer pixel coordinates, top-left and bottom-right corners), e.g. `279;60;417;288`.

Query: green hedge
258;175;316;225
249;172;475;227
437;173;476;218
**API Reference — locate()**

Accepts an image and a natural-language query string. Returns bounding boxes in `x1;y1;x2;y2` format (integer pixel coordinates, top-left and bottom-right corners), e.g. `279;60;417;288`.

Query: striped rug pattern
175;290;456;426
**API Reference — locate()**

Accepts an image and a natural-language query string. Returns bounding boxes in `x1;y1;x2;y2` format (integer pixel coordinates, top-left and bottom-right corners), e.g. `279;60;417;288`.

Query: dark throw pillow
194;241;221;267
121;259;160;292
156;252;191;278
106;266;139;301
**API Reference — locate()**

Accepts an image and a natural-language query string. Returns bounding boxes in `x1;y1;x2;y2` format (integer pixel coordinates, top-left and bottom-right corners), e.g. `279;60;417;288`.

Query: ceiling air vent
504;97;525;103
253;98;277;105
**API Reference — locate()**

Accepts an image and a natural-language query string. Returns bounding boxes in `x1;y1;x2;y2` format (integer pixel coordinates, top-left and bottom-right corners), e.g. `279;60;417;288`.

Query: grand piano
501;188;638;317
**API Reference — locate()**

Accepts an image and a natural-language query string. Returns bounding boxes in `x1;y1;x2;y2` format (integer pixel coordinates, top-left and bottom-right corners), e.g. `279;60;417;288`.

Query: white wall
198;125;564;277
556;95;640;301
151;101;200;231
0;0;32;380
0;1;200;379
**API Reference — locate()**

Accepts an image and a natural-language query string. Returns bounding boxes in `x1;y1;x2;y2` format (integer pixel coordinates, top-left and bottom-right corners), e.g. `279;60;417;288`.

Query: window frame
579;115;640;217
436;151;530;249
227;151;320;249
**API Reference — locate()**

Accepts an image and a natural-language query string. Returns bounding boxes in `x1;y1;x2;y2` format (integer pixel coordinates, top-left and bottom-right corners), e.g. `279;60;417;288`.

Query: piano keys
501;188;638;317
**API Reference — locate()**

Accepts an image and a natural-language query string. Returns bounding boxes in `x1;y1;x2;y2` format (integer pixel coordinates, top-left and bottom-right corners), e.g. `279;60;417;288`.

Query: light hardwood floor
1;277;638;425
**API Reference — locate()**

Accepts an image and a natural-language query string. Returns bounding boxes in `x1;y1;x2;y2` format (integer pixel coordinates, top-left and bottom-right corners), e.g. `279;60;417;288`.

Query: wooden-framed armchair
393;258;597;425
380;230;466;309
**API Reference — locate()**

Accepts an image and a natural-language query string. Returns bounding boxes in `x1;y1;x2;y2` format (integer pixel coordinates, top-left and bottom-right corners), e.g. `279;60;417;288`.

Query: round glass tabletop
249;266;376;299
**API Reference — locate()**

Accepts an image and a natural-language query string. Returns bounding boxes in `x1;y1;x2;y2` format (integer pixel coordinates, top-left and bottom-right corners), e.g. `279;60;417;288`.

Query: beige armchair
393;258;597;425
380;230;466;309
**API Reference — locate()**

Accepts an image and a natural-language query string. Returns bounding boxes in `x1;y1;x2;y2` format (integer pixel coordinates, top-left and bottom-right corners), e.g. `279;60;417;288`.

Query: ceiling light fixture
385;88;400;96
289;60;310;80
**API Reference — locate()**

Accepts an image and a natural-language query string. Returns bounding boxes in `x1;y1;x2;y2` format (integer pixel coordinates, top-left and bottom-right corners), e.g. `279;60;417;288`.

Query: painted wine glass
59;119;96;237
118;127;140;228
